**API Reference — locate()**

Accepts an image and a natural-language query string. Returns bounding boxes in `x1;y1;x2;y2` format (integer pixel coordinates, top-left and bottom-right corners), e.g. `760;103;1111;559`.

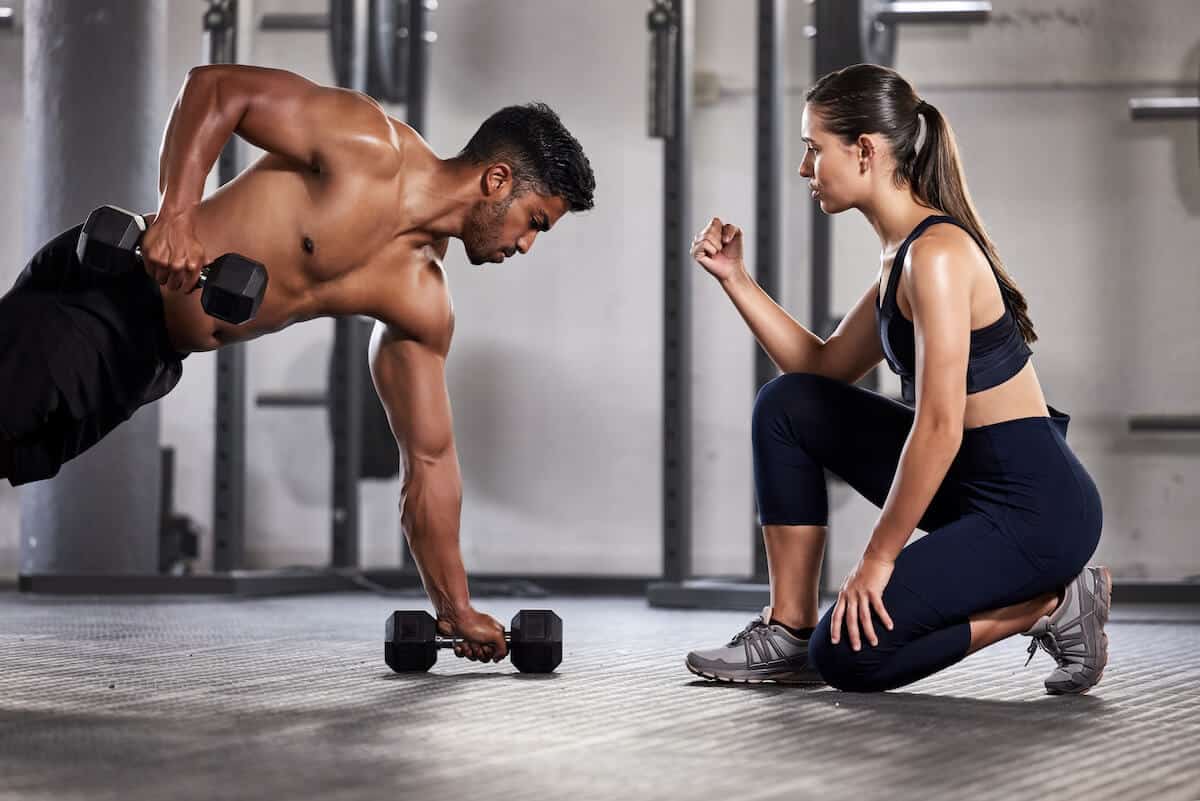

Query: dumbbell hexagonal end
509;609;563;673
384;610;439;673
201;254;269;324
76;205;145;273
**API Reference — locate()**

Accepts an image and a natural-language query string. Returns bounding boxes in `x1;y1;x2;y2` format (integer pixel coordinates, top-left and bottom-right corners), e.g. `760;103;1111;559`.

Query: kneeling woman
685;64;1108;695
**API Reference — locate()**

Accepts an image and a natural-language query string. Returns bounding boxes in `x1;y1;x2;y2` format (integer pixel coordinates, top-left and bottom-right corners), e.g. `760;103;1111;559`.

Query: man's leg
0;286;84;485
0;224;180;486
0;438;13;482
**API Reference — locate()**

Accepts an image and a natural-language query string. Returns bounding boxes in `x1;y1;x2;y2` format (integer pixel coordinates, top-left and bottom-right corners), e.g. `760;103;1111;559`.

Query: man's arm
368;322;469;618
158;64;397;214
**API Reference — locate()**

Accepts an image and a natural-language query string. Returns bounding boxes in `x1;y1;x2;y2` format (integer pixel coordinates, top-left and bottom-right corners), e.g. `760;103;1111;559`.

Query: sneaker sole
685;659;825;686
1046;566;1111;696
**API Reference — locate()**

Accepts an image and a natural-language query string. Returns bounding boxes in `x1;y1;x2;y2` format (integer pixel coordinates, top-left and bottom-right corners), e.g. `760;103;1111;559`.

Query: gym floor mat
1;593;1197;801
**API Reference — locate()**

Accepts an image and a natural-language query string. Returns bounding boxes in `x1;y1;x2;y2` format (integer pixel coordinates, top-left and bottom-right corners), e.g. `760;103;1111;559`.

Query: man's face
461;186;570;266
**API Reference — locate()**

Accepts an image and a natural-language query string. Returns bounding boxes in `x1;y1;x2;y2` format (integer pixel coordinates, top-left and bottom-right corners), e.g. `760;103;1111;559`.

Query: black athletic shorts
0;224;187;485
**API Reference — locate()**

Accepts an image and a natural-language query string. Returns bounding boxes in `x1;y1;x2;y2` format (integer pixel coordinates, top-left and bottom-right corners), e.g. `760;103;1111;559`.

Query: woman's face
798;104;867;215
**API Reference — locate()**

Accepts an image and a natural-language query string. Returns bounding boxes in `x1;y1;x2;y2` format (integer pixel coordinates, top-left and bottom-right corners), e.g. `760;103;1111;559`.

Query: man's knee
0;430;72;487
0;438;11;482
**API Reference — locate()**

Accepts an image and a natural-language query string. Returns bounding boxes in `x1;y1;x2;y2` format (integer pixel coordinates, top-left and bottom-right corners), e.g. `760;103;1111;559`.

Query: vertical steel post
661;0;693;583
406;0;430;135
751;0;784;581
206;0;248;572
329;0;370;568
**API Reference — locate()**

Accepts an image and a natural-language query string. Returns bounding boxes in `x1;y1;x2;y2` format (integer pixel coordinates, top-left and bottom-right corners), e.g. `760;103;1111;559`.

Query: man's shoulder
370;243;454;354
386;119;440;171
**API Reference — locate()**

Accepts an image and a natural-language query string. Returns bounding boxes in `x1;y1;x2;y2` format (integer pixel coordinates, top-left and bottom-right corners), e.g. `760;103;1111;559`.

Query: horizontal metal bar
714;80;1200;104
361;569;654;596
256;392;328;408
259;12;329;31
876;1;991;25
18;571;343;597
1129;415;1200;433
1129;97;1200;120
648;578;1200;610
1107;580;1200;607
18;570;656;597
260;9;438;34
647;579;770;611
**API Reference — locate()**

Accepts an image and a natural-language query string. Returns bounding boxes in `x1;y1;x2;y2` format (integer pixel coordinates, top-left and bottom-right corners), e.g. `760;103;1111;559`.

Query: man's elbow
183;65;224;96
400;436;456;472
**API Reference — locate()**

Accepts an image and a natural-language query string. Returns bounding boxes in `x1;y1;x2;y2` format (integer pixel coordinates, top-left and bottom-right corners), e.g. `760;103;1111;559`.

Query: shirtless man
0;65;596;664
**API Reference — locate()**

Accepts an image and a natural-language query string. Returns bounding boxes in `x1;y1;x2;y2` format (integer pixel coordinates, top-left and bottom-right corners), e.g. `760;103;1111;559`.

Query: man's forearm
157;66;241;212
400;454;472;620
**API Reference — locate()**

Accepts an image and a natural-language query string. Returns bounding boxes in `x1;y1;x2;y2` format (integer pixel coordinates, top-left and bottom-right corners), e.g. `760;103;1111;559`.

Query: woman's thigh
753;373;964;531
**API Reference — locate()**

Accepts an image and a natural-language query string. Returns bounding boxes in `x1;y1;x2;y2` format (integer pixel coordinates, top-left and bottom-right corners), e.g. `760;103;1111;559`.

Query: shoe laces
1025;625;1068;668
727;612;770;647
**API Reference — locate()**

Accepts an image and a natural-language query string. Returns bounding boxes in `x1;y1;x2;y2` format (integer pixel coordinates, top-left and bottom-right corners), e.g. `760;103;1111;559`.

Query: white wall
2;0;1198;583
818;0;1200;582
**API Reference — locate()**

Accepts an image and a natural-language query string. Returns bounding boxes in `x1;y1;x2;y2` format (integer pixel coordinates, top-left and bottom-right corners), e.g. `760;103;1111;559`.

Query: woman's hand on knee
832;555;896;651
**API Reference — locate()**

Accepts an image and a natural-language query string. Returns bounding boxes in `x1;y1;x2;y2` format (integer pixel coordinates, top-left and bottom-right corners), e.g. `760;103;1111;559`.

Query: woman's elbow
914;405;964;443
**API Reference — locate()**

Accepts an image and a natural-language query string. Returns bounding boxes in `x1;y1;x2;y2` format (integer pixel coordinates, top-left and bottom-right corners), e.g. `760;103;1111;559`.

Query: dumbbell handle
113;208;220;291
433;632;514;648
78;204;240;289
130;243;215;290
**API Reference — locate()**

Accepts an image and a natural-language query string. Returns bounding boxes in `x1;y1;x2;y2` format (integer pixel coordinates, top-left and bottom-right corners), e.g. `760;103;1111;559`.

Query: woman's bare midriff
962;361;1050;430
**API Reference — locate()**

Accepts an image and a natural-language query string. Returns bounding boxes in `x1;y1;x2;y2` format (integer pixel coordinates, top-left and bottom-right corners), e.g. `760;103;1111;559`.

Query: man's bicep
368;322;454;461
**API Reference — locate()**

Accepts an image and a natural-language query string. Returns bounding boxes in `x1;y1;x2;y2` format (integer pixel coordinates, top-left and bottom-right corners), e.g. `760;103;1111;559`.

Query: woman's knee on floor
808;617;897;693
808;578;950;693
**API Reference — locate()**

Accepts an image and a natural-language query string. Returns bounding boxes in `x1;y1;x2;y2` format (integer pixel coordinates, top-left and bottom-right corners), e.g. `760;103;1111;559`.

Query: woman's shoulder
905;220;987;273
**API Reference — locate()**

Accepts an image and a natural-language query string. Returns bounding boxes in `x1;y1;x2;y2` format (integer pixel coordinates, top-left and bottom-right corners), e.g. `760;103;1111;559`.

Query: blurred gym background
2;0;1197;597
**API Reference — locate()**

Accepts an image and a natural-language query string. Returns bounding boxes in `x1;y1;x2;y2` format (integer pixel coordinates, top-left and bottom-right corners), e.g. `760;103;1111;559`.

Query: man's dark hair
460;102;595;212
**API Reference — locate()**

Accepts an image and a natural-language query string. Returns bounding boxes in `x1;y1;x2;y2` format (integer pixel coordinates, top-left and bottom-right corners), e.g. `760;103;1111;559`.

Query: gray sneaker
685;606;825;685
1023;566;1112;695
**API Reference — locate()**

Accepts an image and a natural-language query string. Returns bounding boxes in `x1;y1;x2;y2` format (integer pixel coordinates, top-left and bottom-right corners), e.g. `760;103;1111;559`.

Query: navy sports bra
876;215;1032;405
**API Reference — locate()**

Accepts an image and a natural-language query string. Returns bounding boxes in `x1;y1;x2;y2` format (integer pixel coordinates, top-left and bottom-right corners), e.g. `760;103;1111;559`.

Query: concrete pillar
21;0;167;575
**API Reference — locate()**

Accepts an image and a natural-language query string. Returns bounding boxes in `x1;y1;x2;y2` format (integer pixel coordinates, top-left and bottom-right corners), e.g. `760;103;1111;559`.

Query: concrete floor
1;592;1198;801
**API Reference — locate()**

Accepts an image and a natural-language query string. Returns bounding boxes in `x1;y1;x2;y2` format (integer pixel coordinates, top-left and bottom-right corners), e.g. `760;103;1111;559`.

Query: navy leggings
752;373;1103;692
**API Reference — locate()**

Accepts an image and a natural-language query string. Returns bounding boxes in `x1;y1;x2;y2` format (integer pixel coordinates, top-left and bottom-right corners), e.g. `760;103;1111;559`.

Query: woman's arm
831;230;976;650
693;218;883;379
865;232;973;560
718;267;825;374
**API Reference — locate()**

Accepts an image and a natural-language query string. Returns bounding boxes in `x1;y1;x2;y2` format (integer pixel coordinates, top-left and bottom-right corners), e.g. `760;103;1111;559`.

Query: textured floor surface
1;592;1198;801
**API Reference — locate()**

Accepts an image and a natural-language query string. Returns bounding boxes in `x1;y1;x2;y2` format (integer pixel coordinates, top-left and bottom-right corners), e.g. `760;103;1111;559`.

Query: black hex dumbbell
385;609;563;674
75;204;268;325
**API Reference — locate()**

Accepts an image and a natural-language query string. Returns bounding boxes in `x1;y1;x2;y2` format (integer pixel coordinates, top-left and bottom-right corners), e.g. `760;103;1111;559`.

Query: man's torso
157;123;448;353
